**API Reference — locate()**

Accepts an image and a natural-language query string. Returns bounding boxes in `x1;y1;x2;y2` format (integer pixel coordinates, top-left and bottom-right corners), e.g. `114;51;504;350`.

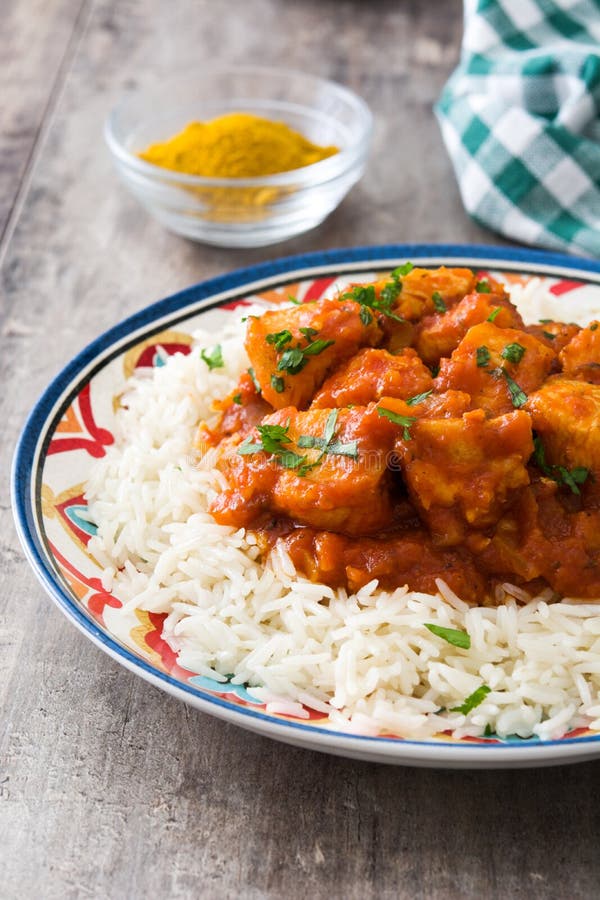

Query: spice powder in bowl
137;113;339;223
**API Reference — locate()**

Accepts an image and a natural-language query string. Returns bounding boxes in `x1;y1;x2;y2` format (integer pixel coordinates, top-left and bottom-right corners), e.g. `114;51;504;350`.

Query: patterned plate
12;244;600;768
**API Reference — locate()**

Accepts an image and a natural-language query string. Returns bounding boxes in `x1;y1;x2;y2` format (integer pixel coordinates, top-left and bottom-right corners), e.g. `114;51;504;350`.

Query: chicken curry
198;265;600;605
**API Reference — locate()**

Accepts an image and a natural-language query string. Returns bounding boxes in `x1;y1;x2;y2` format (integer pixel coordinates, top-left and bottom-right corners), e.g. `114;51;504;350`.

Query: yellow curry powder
138;112;339;178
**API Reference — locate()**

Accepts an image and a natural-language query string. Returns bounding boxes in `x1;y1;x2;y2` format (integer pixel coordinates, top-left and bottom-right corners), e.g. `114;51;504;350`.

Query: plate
12;243;600;768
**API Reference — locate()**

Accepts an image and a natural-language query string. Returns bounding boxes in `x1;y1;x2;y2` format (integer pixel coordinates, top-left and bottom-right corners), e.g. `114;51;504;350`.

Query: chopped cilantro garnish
200;344;224;370
487;307;501;322
377;406;417;440
539;318;552;324
393;262;414;277
275;328;335;376
542;331;556;340
360;305;373;326
501;342;526;365
247;367;261;394
278;347;306;375
288;295;302;305
432;291;447;314
476;346;490;368
303;338;335;357
591;323;598;331
424;623;471;649
232;393;242;405
342;280;405;324
532;437;590;496
498;368;527;408
406;389;433;406
476;280;491;293
238;422;306;471
380;279;402;308
556;466;590;495
271;375;285;393
266;329;293;351
297;409;358;461
299;326;318;341
450;684;491;715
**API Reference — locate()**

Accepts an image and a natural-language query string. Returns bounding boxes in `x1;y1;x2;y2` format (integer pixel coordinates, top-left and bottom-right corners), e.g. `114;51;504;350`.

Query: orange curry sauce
197;266;600;605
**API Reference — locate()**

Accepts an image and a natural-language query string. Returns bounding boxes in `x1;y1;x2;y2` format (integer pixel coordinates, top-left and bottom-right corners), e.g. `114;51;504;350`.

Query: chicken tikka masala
198;265;600;605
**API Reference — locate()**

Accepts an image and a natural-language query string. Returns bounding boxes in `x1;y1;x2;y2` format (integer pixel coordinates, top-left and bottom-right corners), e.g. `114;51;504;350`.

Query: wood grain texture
2;1;599;898
0;0;90;249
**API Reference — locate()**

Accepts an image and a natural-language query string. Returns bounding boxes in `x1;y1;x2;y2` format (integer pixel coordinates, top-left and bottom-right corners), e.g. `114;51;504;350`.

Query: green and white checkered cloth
436;0;600;257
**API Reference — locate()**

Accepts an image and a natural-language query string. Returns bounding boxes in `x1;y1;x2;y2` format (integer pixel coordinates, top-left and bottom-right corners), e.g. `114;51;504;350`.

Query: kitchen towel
436;0;600;257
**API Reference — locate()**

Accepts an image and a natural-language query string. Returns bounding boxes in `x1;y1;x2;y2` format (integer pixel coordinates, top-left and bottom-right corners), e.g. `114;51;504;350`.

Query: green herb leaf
232;393;242;405
299;326;318;342
256;422;292;453
278;347;307;375
380;279;402;308
450;684;491;715
322;410;338;446
430;364;440;378
590;323;598;332
424;623;471;649
326;439;359;459
555;465;590;496
406;389;433;406
484;724;494;737
432;291;447;314
303;338;335;357
393;262;414;277
288;295;302;305
476;346;491;368
278;450;309;469
297;433;321;449
532;436;591;495
377;406;417;440
247;367;261;394
476;280;491;293
539;318;552;324
200;344;224;370
499;368;527;408
237;439;264;455
266;329;293;351
487;307;501;322
533;435;551;475
297;410;359;462
542;331;556;340
342;281;405;324
360;305;373;326
501;342;526;365
271;375;285;393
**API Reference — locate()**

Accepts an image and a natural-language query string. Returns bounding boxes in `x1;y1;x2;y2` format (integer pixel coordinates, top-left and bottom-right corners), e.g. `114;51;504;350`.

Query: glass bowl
105;66;373;248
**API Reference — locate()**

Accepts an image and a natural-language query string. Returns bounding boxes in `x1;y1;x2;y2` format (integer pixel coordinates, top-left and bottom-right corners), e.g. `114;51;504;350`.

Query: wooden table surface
2;1;600;897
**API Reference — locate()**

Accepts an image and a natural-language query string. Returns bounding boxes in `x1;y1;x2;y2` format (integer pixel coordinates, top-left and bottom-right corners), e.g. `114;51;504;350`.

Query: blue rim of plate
11;243;600;767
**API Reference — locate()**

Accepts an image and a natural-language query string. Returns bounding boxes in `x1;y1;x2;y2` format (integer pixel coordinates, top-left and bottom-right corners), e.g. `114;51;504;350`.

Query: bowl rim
104;64;374;188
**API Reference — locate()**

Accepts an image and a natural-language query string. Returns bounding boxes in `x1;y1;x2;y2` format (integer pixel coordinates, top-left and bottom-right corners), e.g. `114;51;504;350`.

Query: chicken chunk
477;482;600;598
244;297;381;410
414;291;524;367
194;371;271;449
210;405;399;534
526;321;580;355
311;347;433;408
559;321;600;383
526;376;600;478
435;322;555;416
280;528;490;603
391;266;479;320
397;408;533;546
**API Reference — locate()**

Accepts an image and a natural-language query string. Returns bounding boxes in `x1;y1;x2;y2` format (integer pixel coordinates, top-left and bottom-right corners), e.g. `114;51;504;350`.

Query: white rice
85;286;600;741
